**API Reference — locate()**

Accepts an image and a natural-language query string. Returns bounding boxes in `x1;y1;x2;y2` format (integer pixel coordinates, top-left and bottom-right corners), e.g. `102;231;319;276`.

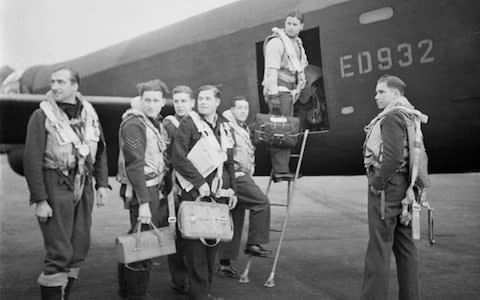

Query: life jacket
40;91;101;203
41;92;100;171
222;109;255;176
175;111;235;198
263;27;308;97
363;97;431;226
116;104;168;189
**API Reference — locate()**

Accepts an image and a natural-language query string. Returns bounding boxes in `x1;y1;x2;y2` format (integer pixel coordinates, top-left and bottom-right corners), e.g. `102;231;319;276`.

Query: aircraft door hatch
255;27;329;131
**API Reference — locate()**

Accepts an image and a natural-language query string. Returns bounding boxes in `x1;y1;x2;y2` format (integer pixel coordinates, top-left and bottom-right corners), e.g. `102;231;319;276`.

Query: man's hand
198;183;211;198
138;203;152;224
35;200;53;223
228;195;238;210
96;187;109;207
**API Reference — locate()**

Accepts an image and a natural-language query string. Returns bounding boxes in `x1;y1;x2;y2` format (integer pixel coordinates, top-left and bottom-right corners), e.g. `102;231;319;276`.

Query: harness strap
40;101;82;146
273;28;303;72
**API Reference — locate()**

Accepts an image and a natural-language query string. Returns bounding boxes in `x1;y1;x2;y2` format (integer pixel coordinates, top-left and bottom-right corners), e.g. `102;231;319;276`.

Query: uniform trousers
179;191;228;300
361;172;420;300
268;91;293;173
38;169;94;284
219;175;270;260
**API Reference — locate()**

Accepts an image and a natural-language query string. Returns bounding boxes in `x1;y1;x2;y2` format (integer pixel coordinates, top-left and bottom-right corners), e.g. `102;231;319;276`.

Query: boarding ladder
239;129;310;287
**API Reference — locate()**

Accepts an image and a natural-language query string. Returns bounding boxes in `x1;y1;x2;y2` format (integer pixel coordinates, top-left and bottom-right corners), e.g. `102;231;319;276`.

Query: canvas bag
177;196;233;247
252;113;300;148
115;194;177;264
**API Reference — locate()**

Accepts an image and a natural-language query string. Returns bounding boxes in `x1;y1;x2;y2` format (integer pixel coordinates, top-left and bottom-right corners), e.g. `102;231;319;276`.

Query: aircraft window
341;106;354;115
255;27;329;132
359;7;393;24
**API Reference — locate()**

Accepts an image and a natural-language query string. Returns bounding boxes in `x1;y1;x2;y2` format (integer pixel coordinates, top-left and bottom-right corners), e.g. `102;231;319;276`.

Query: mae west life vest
222;109;255;176
263;27;308;99
363;98;431;230
175;111;235;198
40;92;101;203
41;92;100;171
116;108;168;189
363;99;430;189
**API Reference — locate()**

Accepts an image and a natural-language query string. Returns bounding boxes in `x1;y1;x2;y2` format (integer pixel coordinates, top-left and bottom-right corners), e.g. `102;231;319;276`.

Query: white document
176;134;227;192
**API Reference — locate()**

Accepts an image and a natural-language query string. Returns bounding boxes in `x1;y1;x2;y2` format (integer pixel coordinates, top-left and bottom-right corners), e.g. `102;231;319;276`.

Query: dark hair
198;84;221;98
287;9;304;23
172;85;193;98
53;66;80;86
377;74;406;95
136;79;169;97
231;96;248;107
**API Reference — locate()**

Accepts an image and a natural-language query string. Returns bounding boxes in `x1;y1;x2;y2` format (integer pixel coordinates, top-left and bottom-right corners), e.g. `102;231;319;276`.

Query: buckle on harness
168;217;177;223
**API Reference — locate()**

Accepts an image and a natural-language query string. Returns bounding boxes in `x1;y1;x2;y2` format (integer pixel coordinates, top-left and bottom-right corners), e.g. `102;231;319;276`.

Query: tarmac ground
1;156;479;299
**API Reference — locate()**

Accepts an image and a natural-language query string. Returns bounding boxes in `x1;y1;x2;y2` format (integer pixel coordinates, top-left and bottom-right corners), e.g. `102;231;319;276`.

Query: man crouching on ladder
217;96;272;278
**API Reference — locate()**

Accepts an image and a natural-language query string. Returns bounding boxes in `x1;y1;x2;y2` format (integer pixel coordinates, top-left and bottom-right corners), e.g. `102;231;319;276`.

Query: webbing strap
40;101;81;146
273;28;302;72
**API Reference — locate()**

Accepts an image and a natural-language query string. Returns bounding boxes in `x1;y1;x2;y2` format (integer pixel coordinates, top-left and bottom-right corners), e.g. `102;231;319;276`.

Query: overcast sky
0;0;239;70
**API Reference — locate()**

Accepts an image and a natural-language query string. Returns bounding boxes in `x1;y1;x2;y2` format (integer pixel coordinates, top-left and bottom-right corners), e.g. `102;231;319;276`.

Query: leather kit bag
252;113;300;148
115;194;177;264
177;196;233;247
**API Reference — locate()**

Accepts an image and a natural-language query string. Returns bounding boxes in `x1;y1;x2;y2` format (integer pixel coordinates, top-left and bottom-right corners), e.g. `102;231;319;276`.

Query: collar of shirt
201;113;218;129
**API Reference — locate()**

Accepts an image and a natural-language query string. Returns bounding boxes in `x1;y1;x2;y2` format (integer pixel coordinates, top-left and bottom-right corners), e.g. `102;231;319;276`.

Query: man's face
197;90;220;117
50;70;78;102
284;16;303;38
375;82;399;109
231;99;249;123
141;90;165;118
173;92;195;117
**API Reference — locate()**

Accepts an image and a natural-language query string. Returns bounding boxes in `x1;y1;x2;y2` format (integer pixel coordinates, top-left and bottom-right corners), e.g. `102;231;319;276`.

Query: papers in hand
176;134;227;192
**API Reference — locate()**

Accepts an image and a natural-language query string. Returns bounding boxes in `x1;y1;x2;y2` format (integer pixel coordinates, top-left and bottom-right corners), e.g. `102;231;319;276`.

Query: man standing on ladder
217;96;271;278
262;9;309;181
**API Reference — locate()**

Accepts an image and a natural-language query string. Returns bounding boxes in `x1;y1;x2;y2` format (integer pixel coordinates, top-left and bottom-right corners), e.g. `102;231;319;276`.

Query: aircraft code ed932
340;39;435;78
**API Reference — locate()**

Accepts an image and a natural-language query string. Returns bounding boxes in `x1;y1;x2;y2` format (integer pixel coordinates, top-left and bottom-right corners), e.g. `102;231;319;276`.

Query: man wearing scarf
361;75;427;300
24;67;110;300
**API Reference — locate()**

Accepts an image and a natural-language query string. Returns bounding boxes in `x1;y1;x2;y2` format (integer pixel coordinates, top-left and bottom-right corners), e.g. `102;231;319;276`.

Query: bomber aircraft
1;0;479;177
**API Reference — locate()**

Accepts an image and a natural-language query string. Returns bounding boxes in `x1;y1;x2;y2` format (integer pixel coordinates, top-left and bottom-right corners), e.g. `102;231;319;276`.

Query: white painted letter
358;51;372;74
340;55;354;78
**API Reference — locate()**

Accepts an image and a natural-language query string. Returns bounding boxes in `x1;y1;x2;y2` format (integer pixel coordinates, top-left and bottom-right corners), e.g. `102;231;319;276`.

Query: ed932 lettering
339;39;434;78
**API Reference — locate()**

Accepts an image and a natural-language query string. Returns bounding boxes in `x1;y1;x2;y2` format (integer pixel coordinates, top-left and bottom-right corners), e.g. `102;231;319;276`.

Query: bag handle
200;238;221;247
194;195;217;203
133;221;163;251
